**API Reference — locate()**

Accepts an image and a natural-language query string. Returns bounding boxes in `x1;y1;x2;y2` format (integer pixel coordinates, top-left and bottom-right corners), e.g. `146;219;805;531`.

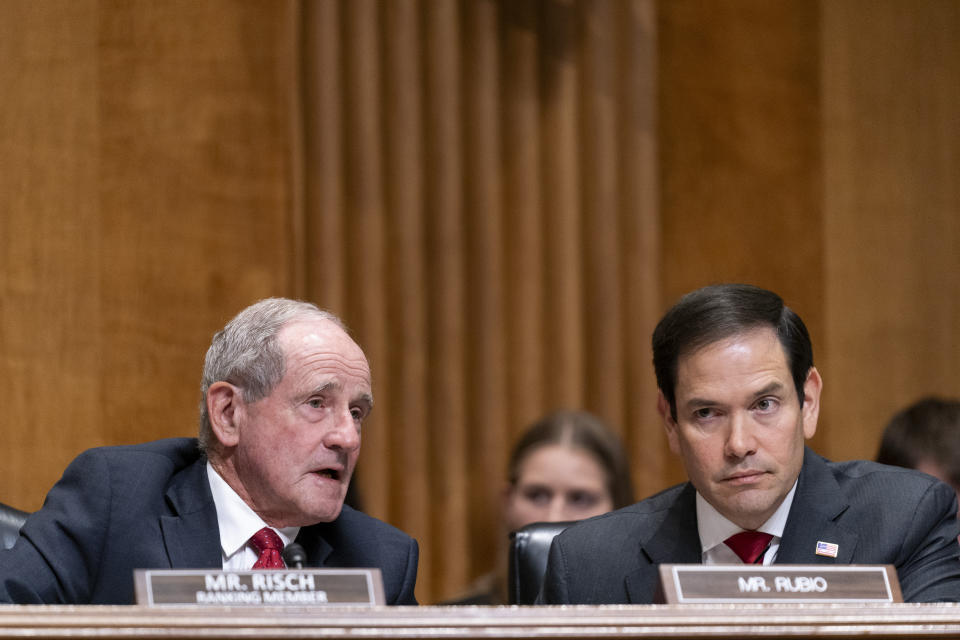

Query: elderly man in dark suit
539;284;960;604
0;299;418;604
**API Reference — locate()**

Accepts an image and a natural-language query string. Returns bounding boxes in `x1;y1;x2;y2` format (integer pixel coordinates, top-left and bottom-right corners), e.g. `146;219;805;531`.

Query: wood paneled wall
298;0;661;600
1;0;300;499
657;0;827;451
820;0;960;461
1;0;958;604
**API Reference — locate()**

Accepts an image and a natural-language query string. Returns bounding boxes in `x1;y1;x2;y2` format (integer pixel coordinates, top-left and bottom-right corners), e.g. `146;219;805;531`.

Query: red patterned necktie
724;531;773;564
250;527;287;569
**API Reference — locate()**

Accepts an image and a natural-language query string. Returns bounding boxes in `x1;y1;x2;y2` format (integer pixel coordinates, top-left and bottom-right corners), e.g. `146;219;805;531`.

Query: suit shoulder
819;456;956;511
332;506;415;545
829;458;943;491
77;438;202;470
556;483;687;544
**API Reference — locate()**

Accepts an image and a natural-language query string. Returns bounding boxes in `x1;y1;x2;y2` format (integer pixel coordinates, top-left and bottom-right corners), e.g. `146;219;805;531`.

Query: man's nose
324;409;361;451
725;412;757;459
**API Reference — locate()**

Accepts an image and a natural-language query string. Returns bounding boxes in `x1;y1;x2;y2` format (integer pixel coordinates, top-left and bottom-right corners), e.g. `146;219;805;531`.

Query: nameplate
659;564;901;604
134;569;385;607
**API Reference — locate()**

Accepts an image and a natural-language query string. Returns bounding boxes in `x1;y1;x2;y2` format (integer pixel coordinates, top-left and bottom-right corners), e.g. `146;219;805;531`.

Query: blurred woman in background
445;410;634;604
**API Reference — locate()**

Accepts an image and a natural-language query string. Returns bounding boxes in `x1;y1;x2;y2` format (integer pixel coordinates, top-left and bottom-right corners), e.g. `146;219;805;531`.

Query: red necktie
250;527;287;569
724;531;773;564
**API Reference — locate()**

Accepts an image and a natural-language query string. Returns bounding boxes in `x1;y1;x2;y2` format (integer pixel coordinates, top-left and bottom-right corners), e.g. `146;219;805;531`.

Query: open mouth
316;468;341;481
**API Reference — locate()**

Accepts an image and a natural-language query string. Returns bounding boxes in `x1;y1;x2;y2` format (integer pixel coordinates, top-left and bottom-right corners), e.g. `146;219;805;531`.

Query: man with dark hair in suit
539;283;960;604
0;298;418;605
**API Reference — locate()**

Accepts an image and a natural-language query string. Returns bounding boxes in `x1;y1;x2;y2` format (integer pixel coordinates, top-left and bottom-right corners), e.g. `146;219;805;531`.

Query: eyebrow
356;392;374;411
751;381;786;399
308;381;339;397
683;381;786;411
304;382;374;409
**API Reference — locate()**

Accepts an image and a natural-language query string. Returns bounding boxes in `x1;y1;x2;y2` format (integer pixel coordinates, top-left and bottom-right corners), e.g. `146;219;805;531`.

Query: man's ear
801;367;822;440
658;390;681;455
207;381;243;448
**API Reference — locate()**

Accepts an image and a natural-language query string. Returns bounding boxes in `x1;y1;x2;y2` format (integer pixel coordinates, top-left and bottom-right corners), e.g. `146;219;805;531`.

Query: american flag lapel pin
815;540;839;558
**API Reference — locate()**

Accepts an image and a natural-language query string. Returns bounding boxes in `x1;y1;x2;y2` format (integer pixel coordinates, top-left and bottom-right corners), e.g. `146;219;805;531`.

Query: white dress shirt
696;479;798;565
206;462;300;570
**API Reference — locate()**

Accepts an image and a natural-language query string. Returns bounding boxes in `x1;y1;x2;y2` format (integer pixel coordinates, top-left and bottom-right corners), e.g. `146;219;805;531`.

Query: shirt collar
696;478;798;554
206;461;300;560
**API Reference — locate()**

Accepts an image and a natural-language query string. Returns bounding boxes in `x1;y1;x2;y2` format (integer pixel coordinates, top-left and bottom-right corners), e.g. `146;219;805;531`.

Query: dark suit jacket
539;448;960;604
0;438;419;605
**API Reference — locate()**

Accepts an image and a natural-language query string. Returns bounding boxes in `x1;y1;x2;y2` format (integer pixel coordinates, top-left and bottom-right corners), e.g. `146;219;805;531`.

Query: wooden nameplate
134;568;385;606
659;564;902;604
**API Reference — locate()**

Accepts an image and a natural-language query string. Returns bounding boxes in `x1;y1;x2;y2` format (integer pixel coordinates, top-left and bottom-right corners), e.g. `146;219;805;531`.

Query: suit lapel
159;458;223;568
625;484;702;603
776;448;858;564
295;525;334;567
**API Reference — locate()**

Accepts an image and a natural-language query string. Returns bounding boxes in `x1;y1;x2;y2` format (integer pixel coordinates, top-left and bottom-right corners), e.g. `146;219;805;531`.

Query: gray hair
198;298;344;453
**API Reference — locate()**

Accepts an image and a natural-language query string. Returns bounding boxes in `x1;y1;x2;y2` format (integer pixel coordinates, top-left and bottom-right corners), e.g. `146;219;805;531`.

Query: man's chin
306;501;345;524
712;487;779;527
275;498;345;527
730;503;780;529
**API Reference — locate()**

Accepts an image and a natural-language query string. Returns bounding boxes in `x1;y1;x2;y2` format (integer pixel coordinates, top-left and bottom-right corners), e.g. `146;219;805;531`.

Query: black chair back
0;502;29;550
507;521;573;604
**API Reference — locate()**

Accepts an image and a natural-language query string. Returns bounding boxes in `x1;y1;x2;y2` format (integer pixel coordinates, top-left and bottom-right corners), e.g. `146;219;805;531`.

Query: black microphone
282;543;307;569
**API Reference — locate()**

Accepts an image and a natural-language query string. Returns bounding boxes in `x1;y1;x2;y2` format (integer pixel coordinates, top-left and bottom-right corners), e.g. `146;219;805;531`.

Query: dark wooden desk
1;604;960;638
